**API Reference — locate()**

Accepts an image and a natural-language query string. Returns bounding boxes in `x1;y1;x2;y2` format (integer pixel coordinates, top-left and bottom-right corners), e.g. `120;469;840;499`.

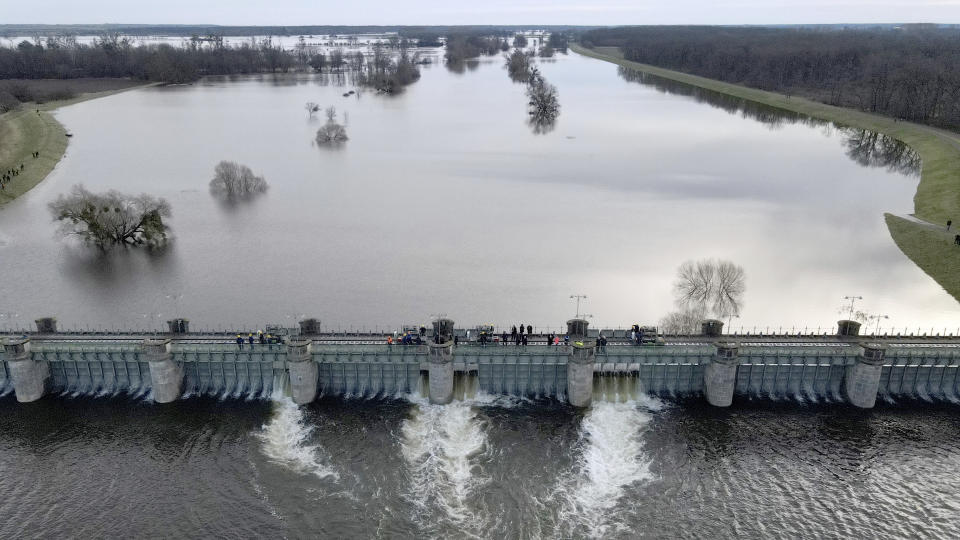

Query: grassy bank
0;80;153;207
885;215;960;302
573;44;960;302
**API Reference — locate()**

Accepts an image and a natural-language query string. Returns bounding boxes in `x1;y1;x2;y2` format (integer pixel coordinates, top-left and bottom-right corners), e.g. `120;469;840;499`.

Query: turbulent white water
257;374;338;480
400;397;490;533
555;399;659;538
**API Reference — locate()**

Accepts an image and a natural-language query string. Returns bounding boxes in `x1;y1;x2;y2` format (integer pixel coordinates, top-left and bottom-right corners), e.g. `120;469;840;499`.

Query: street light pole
570;294;587;319
842;295;863;320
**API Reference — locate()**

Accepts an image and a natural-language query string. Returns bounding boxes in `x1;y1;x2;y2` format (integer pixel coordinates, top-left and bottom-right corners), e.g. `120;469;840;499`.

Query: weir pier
3;318;960;408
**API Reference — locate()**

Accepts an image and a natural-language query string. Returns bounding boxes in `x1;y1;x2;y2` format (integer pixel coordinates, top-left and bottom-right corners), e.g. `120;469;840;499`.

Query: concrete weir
142;339;183;403
4;317;960;408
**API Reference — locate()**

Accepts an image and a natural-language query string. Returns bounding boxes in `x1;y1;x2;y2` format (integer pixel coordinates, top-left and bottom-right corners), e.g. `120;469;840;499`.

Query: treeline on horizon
0;33;440;90
0;24;593;38
582;25;960;130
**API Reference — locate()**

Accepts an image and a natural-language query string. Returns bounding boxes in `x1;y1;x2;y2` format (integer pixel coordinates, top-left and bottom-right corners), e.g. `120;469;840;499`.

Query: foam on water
400;396;490;534
555;400;657;538
257;374;338;480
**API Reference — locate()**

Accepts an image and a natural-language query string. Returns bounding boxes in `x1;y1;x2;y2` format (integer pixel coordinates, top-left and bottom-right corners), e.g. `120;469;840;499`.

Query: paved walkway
896;213;956;237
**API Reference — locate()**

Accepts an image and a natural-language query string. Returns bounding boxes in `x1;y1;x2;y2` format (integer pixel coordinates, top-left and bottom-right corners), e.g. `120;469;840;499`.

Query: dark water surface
0;52;956;332
1;391;958;539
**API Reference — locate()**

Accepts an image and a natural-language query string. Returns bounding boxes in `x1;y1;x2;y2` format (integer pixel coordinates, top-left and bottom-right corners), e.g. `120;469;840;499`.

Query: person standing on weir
527;325;532;335
236;334;243;349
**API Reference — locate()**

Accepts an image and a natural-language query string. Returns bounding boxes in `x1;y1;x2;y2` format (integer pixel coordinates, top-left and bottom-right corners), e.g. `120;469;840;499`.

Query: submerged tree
49;185;171;248
315;106;349;144
505;49;531;82
526;68;560;133
305;101;319;117
209;160;269;197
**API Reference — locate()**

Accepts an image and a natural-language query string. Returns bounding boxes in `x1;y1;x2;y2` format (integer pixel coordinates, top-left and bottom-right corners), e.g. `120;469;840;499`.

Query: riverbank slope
572;44;960;302
0;80;153;206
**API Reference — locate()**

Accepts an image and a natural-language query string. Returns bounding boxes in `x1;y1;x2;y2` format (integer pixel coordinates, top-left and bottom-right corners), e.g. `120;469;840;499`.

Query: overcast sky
5;0;959;26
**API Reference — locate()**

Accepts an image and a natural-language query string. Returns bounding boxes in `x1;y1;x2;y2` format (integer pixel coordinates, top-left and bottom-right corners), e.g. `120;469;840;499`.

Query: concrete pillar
702;319;724;337
142;339;183;403
837;320;861;337
566;318;595;408
428;318;455;405
286;339;317;404
844;343;885;409
299;318;321;336
3;338;49;403
35;317;57;334
704;342;739;407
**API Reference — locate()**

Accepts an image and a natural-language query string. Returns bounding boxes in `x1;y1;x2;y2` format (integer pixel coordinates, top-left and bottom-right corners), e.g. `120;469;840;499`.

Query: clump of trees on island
48;185;171;248
582;25;960;131
209;161;269;197
660;259;746;334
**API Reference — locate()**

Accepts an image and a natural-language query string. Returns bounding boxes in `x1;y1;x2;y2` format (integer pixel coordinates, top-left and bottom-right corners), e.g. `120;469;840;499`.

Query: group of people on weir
234;331;283;348
375;323;654;353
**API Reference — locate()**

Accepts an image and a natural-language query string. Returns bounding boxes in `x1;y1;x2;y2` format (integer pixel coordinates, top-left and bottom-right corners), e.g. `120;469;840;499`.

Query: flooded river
0;50;955;332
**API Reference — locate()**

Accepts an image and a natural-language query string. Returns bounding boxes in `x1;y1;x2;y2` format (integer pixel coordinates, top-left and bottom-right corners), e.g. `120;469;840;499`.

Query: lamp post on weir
843;295;863;320
869;314;889;336
570;294;587;319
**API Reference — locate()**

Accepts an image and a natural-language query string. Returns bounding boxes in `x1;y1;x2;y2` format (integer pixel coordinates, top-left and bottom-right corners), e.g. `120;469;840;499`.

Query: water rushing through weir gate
251;369;661;539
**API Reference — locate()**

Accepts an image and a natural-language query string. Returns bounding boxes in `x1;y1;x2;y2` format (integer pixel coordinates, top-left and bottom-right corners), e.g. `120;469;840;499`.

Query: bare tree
49;185;171;248
209;160;269;197
305;101;319;117
673;258;746;320
659;309;704;335
329;48;344;71
315;106;349;144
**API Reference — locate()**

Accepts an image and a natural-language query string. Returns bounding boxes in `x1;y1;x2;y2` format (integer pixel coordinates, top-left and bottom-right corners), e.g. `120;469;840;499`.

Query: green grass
573;43;960;302
0;81;154;207
885;214;960;302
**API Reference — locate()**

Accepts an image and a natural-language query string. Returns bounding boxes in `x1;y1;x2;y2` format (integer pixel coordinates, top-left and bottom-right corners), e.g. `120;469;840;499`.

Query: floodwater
2;390;960;539
0;50;956;333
